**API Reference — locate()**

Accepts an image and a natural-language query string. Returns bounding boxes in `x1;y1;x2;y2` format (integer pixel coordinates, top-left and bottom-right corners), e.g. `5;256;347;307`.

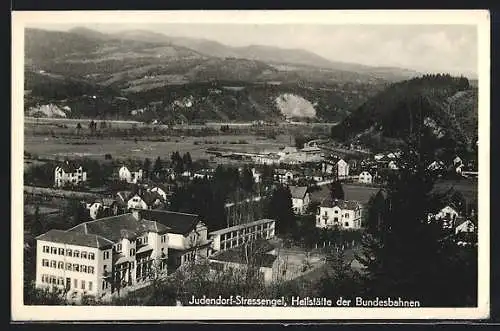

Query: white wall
36;240;101;296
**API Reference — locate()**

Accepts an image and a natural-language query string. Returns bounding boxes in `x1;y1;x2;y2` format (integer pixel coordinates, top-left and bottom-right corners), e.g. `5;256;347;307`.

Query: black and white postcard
11;10;490;321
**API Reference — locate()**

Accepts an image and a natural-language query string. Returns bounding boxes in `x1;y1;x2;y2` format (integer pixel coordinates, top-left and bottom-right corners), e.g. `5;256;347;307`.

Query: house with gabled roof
127;191;165;211
35;211;169;300
139;209;212;271
289;186;310;214
316;199;363;229
118;165;143;184
54;160;87;188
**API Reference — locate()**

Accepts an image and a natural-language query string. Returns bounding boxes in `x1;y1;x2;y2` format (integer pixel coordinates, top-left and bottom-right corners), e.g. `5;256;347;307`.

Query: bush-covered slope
331;74;477;150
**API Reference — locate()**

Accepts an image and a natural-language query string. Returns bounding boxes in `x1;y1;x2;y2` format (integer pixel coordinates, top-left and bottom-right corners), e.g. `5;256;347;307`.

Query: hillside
331;74;478;153
24;27;417;122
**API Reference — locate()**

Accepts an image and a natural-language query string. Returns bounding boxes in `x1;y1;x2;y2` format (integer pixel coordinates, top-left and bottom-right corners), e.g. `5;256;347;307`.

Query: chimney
132;209;141;221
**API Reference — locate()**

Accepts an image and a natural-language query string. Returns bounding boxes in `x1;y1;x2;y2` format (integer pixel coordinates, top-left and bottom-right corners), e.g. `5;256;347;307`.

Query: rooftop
209;218;275;236
289;186;308;199
67;213;170;243
36;229;114;249
319;199;362;210
55;160;83;173
139;209;201;235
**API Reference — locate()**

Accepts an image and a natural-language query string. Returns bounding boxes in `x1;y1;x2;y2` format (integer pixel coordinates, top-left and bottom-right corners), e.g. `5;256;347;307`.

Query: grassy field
24;134;294;161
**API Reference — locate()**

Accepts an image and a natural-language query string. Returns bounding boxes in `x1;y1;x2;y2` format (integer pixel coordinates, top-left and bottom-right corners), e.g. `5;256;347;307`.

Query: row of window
42;246;95;260
40;274;93;291
219;224;274;241
41;259;95;274
113;234;156;253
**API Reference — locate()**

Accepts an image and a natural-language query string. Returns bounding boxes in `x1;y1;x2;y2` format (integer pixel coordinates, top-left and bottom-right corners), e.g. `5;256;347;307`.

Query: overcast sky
30;23;478;77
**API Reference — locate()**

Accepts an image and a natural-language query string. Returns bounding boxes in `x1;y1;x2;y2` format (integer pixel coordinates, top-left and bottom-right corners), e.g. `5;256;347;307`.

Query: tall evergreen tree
183;152;193;172
153;156;163;179
240;165;254;193
143;158;152;180
266;185;295;235
328;180;345;200
32;206;44;235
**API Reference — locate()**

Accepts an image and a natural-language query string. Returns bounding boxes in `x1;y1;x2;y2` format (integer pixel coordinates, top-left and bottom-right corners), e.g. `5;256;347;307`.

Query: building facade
54;161;87;188
138;209;212;271
208;219;276;254
289;186;310;214
358;171;373;184
316;199;363;229
118;166;143;184
35;211;169;300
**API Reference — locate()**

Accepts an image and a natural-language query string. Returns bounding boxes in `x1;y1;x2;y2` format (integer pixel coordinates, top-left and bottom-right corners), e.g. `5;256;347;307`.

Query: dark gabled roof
56;160;82;173
120;164;143;172
289;186;308;199
67;213;169;243
36;229;114;249
139;209;201;235
102;198;117;207
133;191;164;205
210;249;277;268
320;199;362;210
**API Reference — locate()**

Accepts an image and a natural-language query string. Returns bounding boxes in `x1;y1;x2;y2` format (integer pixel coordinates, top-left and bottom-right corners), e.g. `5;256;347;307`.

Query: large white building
54;161;87;188
316;199;363;229
208;219;276;254
34;209;214;300
35;210;169;300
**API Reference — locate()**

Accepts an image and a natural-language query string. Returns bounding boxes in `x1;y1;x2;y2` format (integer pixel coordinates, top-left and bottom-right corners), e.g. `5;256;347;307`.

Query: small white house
289;186;310;215
251;168;262;183
275;169;295;184
54;161;87;188
316;199;363;230
436;205;460;222
336;159;350;178
455;219;476;235
118;165;143;184
388;160;399;170
358;171;373;184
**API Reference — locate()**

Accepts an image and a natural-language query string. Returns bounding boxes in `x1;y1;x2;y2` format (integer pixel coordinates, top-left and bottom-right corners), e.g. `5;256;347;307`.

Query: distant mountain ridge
67;26;420;79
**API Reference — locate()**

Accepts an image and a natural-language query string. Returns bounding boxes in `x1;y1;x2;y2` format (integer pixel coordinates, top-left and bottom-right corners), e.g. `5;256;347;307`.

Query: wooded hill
331;74;478;153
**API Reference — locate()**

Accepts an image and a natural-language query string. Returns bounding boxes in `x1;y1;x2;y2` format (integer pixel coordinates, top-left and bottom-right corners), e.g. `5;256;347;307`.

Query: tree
294;135;307;149
182;152;193;172
171;151;184;174
328;180;345;200
365;189;388;233
143;158;152;180
240;165;254;193
356;140;477;306
318;247;361;298
153;156;163;179
32;206;44;235
266;185;295;235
